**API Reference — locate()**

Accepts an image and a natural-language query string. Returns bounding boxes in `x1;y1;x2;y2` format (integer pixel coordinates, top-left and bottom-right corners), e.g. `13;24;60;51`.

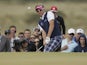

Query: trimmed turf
0;52;87;65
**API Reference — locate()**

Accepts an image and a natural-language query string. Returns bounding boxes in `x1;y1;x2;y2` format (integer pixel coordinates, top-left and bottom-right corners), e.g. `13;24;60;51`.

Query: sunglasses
69;33;74;36
18;36;24;38
77;33;82;35
36;9;42;12
30;36;35;39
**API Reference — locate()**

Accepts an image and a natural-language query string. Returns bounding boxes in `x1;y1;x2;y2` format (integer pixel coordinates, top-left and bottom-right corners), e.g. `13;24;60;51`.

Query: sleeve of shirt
61;39;67;48
47;11;55;22
38;24;43;31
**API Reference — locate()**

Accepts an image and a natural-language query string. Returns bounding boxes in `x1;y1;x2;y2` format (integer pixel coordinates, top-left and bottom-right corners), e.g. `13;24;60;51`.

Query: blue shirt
61;38;78;52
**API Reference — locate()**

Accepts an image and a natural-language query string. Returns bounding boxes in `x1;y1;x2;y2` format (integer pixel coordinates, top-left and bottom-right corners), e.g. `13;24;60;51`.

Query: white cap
68;28;75;34
76;28;84;34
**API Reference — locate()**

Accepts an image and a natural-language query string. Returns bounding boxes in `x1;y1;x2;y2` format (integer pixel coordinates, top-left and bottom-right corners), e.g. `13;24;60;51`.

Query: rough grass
0;2;87;34
0;52;87;65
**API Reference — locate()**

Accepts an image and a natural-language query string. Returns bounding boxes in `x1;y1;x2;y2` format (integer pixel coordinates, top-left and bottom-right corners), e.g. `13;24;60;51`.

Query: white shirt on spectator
10;37;19;52
61;38;78;52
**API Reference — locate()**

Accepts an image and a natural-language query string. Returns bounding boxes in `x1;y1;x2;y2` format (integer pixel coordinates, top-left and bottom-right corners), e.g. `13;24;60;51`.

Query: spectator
35;5;61;52
34;38;40;50
74;34;87;52
61;28;78;52
32;28;44;51
24;29;31;42
20;39;29;52
73;28;84;43
33;27;40;38
30;34;36;43
38;32;44;52
9;25;19;52
13;39;21;52
18;32;24;41
50;6;66;39
24;29;36;52
0;28;11;52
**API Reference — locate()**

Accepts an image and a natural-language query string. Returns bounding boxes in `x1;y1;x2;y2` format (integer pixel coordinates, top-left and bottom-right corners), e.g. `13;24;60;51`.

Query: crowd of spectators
0;25;87;52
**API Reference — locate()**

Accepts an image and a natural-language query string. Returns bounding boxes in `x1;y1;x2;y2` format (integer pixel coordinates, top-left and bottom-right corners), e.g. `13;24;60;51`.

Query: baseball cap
35;5;44;11
51;6;58;12
76;28;84;34
68;28;75;34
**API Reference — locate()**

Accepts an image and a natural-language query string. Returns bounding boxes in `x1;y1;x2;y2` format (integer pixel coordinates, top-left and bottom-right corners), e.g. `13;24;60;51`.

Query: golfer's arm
47;19;54;37
61;45;68;51
42;30;46;40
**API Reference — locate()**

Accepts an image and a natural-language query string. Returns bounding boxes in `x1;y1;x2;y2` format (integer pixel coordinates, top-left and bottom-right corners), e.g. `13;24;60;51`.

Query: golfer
35;5;61;52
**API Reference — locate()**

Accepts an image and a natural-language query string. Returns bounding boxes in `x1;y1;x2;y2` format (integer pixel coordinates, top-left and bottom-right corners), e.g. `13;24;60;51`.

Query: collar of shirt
41;12;46;20
66;38;75;44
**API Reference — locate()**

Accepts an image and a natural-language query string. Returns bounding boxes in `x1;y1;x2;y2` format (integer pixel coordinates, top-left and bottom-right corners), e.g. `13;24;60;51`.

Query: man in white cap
73;28;84;43
35;5;61;52
61;28;78;52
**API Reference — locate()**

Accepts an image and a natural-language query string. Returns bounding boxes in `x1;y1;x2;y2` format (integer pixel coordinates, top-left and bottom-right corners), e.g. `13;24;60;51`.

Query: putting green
0;52;87;65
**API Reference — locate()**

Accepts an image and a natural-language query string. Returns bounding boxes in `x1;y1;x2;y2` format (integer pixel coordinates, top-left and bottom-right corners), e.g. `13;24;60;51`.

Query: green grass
0;2;87;34
0;52;87;65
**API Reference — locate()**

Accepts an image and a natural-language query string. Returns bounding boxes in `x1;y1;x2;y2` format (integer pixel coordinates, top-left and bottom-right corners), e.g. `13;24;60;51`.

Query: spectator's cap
51;6;58;12
68;28;75;34
35;5;44;11
76;28;84;34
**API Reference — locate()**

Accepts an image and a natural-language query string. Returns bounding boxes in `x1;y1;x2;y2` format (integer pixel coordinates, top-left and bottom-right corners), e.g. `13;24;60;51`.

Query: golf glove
45;37;50;44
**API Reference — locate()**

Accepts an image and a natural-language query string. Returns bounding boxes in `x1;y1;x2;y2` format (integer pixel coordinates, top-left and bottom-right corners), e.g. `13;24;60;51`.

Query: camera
13;39;21;52
4;30;10;35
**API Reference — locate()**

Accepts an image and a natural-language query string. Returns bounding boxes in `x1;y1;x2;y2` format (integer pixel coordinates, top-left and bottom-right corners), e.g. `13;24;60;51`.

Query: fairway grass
0;52;87;65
